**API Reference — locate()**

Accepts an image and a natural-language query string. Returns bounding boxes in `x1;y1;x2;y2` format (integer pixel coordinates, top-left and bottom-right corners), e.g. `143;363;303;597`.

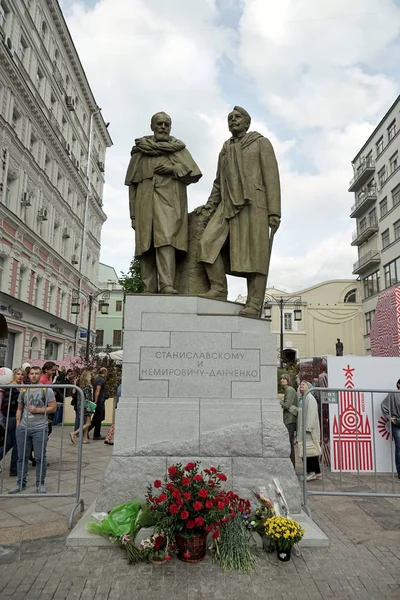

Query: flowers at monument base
146;461;248;542
264;516;305;551
139;534;172;563
243;490;275;535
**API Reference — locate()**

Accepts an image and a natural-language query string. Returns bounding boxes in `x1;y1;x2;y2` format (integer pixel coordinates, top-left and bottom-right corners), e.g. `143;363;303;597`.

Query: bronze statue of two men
125;107;281;318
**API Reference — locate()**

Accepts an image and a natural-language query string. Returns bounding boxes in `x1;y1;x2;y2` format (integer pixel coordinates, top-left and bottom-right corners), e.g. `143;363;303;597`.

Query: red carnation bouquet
146;461;244;540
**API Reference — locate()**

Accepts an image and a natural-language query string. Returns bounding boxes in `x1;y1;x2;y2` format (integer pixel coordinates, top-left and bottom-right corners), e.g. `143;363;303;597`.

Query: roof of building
98;262;119;284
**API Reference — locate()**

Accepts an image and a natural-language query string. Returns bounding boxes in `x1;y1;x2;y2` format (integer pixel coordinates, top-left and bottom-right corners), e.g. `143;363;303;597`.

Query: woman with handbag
69;370;95;445
297;380;322;481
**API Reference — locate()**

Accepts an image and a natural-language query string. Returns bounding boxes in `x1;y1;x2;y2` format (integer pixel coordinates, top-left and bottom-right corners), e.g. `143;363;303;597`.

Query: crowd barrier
0;384;85;528
301;386;400;517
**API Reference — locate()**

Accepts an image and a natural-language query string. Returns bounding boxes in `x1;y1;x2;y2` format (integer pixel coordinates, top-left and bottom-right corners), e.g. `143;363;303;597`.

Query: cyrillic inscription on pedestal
140;333;259;380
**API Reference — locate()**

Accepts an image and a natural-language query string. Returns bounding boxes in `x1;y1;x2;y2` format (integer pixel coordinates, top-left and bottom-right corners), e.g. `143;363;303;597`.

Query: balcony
348;158;375;192
352;251;380;275
351;220;379;246
350;188;377;218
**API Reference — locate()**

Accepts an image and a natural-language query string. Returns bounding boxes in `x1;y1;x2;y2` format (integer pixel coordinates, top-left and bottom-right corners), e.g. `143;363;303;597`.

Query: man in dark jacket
279;374;298;469
89;367;108;440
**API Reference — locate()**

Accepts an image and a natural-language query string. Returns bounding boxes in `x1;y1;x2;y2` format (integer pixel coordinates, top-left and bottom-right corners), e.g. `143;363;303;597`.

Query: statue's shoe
160;286;179;294
201;289;227;300
239;305;260;318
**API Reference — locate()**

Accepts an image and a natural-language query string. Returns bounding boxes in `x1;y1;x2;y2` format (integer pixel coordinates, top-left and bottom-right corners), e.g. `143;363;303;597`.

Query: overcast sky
61;0;400;299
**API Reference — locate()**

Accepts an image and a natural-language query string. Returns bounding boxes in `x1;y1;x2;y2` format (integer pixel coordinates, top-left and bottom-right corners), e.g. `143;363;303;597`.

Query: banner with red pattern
328;356;399;473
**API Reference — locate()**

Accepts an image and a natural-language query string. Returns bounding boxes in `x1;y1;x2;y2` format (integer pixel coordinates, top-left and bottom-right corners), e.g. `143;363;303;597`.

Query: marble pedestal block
96;295;302;514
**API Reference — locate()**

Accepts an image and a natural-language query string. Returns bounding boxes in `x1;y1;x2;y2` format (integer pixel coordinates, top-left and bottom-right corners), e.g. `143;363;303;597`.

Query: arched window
344;289;357;303
30;336;40;360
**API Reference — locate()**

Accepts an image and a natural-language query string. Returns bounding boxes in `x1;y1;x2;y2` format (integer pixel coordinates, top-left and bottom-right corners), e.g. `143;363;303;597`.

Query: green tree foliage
119;257;144;294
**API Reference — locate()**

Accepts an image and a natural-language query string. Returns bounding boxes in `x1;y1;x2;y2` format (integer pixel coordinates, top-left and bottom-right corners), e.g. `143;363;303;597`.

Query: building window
378;166;386;186
34;276;42;307
382;229;390;249
29;131;38;159
44;340;58;360
390;152;398;174
11;107;22;136
48;284;54;312
36;66;44;93
394;220;400;241
363;271;380;299
392;185;400;207
359;216;366;232
384;257;400;288
17;267;27;300
368;208;377;226
284;312;292;331
116;300;122;312
344;289;357;303
113;330;122;346
96;330;104;346
30;336;40;360
0;2;10;33
365;310;375;335
17;35;28;64
0;256;4;289
60;291;65;319
388;120;397;142
98;300;106;312
376;137;384;156
380;197;388;218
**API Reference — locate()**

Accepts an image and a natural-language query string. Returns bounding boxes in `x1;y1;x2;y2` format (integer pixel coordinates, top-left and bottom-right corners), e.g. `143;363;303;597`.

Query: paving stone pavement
1;427;400;599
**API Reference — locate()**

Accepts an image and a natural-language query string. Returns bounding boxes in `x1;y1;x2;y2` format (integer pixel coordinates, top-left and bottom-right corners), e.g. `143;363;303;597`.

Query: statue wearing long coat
198;132;280;275
125;136;202;257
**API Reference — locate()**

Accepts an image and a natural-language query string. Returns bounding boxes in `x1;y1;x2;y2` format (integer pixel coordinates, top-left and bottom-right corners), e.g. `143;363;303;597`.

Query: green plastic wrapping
88;500;141;537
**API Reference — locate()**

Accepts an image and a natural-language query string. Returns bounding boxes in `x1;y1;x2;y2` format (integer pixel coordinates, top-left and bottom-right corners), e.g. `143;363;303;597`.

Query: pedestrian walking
297;380;322;481
9;366;57;493
88;367;108;440
69;369;93;445
104;382;121;446
381;379;400;479
0;367;24;476
279;374;297;469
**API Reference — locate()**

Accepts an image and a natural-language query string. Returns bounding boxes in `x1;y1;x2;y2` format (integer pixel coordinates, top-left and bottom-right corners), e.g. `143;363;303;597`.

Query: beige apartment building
237;279;365;363
0;0;112;367
349;95;400;353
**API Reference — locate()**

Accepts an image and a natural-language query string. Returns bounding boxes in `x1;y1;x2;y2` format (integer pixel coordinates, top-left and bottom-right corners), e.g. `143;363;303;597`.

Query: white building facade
0;0;112;367
349;95;400;353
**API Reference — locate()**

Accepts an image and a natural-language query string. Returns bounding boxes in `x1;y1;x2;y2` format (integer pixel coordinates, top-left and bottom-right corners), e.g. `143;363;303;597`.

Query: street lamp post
263;294;302;368
71;289;110;361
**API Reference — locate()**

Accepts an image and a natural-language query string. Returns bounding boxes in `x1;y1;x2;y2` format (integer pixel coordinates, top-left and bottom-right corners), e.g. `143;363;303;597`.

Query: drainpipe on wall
74;107;101;355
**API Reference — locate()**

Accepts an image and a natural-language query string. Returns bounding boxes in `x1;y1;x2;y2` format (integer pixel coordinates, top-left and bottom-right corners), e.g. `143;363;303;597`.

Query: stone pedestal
96;295;302;514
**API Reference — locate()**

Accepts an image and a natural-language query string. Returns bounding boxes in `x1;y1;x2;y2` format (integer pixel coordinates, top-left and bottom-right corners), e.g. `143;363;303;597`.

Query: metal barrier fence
0;384;85;528
302;386;400;517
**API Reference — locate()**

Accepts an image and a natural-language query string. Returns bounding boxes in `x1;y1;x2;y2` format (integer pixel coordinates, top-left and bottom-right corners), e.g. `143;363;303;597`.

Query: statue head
228;106;251;138
151;112;172;142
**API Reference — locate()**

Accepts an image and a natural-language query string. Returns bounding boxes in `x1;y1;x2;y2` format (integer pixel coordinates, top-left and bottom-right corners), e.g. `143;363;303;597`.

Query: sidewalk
0;426;112;544
0;428;399;599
